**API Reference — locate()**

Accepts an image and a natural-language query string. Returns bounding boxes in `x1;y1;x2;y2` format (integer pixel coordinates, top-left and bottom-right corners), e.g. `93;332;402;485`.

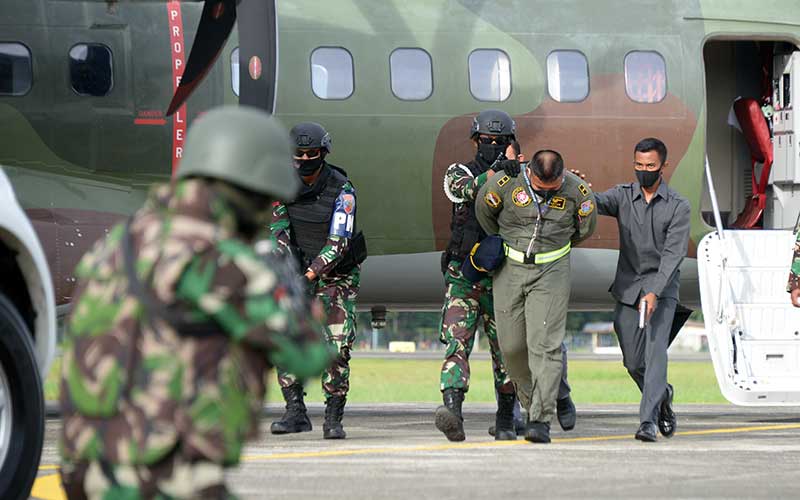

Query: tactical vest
445;160;488;263
286;164;349;269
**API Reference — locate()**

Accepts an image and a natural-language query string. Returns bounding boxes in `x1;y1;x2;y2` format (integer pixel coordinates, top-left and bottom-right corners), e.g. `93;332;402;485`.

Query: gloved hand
493;159;521;177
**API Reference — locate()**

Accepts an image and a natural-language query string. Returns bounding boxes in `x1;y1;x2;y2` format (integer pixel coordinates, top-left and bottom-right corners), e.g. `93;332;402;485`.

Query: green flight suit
476;170;596;423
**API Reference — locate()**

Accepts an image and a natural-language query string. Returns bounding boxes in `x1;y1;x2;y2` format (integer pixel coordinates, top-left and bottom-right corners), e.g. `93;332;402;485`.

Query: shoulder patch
578;184;589;197
578;199;594;216
511;187;532;207
548;196;566;210
484;191;502;209
497;175;510;187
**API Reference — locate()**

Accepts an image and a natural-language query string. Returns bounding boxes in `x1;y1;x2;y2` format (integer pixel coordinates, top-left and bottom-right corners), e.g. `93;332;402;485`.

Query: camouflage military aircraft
1;2;800;306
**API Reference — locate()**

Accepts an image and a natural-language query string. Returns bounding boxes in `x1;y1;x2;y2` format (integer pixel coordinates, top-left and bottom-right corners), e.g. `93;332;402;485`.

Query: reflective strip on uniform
504;242;571;265
534;242;571;264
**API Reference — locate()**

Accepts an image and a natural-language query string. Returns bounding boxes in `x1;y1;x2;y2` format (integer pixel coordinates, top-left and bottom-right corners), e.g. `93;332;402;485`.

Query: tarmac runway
32;404;800;499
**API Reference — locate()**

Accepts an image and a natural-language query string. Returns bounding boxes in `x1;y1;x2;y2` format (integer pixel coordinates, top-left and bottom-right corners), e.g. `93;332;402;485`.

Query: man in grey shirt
595;138;691;442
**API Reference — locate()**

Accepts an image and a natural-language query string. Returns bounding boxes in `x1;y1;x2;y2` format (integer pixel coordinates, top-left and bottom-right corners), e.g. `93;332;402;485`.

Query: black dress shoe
658;384;676;438
557;395;576;431
635;422;658;442
524;421;551;443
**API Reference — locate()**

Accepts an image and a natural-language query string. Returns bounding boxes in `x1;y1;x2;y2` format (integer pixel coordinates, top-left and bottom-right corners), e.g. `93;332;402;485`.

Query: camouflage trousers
60;452;236;500
439;261;514;394
278;271;359;398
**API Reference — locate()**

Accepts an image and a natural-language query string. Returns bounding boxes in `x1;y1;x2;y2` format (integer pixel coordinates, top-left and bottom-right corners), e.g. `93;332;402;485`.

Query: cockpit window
231;47;240;96
468;49;511;102
0;42;32;96
311;47;354;100
625;51;667;103
69;43;113;97
546;50;589;102
390;48;433;101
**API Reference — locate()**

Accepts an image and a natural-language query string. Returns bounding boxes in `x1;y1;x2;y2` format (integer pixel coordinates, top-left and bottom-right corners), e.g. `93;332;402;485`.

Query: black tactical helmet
470;109;516;139
290;122;332;154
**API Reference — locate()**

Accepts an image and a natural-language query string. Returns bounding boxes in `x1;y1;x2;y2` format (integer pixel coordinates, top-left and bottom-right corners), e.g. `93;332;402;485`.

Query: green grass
45;357;726;404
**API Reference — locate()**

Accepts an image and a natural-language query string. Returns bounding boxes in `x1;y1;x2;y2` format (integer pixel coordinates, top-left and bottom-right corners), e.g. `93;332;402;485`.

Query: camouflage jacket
270;180;359;286
789;231;800;291
60;179;331;467
444;161;492;204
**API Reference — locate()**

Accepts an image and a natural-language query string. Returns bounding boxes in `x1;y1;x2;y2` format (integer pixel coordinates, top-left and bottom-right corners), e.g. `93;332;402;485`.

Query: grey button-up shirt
595;180;691;306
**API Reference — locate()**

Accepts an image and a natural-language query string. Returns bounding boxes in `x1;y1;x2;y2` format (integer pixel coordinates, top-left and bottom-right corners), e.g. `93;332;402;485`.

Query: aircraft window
69;43;113;96
0;42;32;96
468;49;511;102
546;50;589;102
390;48;433;101
311;47;354;100
624;51;667;103
231;47;240;96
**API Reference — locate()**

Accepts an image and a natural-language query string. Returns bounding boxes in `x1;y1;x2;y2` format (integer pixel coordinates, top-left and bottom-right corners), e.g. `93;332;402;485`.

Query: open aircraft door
699;154;800;405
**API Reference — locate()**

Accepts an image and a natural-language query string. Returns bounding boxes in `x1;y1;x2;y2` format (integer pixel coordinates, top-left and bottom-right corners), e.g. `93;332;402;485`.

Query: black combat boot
434;388;465;441
494;392;517;441
323;395;347;439
270;384;312;435
557;395;577;431
525;421;551;443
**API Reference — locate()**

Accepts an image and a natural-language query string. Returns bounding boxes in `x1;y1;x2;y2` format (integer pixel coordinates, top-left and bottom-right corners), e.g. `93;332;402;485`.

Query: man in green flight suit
59;106;332;498
476;149;596;443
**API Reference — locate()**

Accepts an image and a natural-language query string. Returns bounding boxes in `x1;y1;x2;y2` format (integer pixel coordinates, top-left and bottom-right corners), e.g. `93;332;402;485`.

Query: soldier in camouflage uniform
270;122;364;440
788;224;800;306
435;110;576;442
59;107;332;499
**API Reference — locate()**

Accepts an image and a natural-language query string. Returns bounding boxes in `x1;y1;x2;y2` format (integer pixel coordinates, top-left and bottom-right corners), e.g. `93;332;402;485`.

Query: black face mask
636;168;662;188
477;143;507;165
295;157;324;177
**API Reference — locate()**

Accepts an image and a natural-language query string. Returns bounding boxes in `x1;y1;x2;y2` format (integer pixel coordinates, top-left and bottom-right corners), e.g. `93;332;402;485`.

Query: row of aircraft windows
0;40;666;105
0;41;113;97
232;47;668;104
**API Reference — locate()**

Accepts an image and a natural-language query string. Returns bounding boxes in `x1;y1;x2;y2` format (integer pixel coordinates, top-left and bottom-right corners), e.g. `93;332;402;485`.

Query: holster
332;231;368;275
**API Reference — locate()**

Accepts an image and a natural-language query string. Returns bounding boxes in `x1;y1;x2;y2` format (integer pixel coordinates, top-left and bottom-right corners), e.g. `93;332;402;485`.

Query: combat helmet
290;122;332;154
176;105;299;200
470;109;517;139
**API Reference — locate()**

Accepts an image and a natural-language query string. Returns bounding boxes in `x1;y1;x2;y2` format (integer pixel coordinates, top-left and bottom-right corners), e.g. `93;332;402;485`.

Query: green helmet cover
176;105;300;200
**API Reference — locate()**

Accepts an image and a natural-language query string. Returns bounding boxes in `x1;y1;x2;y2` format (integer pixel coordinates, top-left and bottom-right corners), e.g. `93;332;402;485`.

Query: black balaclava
477;143;507;167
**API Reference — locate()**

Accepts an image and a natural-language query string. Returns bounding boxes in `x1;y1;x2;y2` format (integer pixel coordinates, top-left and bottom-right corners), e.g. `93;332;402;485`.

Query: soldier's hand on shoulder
494;159;521;177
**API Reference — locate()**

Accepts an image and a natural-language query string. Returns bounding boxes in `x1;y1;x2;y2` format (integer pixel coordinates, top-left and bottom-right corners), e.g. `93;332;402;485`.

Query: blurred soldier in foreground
476;150;596;443
59;106;331;499
270;122;366;439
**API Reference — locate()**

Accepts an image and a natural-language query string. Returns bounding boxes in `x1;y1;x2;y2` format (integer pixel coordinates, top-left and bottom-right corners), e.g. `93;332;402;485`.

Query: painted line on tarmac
240;422;800;461
34;422;800;478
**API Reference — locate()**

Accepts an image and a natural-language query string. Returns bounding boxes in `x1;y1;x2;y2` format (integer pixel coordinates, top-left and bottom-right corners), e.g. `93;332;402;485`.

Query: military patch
548;196;566;210
497;175;510;187
578;184;589;197
512;187;532;207
484;191;502;209
578;199;594;216
342;194;355;214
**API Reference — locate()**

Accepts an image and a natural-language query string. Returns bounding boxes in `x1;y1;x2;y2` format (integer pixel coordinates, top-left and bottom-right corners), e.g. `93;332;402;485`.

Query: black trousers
613;298;677;424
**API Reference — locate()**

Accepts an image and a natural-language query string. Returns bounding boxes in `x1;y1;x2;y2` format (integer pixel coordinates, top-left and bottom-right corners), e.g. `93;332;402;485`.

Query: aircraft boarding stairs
699;157;800;405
